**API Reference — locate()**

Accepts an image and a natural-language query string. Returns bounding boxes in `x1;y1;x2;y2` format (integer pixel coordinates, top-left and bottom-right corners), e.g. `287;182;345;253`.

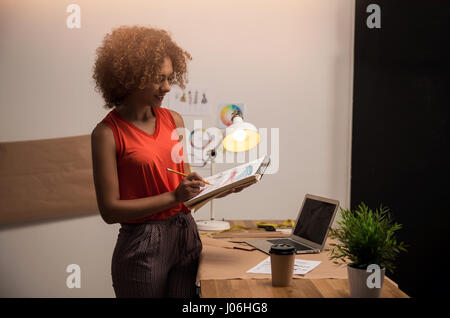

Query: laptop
245;194;340;254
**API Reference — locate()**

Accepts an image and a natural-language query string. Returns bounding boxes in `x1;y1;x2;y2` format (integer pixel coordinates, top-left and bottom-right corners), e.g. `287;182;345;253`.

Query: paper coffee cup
270;244;295;287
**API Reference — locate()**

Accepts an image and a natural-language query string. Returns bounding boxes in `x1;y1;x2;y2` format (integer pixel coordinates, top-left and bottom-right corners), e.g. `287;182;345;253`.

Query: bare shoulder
91;122;112;138
91;122;114;148
168;109;185;128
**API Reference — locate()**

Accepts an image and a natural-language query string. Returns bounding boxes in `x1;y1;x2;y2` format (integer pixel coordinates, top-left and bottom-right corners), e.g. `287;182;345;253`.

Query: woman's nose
161;79;171;93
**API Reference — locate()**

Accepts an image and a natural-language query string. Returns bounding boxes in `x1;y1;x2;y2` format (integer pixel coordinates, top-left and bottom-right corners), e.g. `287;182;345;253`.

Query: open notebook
186;155;271;211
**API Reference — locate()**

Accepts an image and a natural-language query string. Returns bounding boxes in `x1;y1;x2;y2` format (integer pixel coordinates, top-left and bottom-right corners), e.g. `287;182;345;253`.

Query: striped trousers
111;212;202;298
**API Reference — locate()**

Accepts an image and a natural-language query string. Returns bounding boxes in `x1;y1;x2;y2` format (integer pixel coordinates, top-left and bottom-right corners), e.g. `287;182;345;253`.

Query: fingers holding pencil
166;168;211;185
186;171;206;184
172;170;209;202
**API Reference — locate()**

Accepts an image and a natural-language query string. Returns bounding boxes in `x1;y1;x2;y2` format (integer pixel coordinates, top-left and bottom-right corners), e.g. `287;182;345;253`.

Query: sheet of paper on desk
247;257;321;275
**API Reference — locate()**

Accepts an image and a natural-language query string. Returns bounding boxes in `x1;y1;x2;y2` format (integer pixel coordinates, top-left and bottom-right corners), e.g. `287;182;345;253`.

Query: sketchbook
185;155;271;211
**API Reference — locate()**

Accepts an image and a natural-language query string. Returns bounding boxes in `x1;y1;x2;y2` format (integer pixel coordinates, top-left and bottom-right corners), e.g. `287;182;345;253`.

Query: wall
0;0;354;297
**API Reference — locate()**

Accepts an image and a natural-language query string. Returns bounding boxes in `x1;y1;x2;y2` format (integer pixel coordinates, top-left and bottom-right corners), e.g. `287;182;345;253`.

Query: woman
91;26;240;298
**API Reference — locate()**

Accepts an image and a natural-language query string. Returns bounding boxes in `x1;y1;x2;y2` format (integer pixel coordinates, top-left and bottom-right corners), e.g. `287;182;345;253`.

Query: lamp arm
210;158;215;221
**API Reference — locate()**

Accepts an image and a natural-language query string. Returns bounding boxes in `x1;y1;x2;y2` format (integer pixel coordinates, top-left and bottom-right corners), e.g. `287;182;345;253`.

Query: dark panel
352;0;450;298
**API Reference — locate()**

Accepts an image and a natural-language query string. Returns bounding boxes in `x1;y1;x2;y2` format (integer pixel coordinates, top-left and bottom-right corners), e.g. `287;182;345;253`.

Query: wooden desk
201;277;409;298
199;220;409;298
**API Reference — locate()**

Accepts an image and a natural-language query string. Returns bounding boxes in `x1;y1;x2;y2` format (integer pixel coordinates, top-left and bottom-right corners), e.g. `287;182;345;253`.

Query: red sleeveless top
100;106;191;223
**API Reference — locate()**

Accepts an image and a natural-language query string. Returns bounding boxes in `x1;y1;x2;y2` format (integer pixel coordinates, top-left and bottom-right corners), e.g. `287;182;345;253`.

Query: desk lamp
222;110;260;153
195;110;260;231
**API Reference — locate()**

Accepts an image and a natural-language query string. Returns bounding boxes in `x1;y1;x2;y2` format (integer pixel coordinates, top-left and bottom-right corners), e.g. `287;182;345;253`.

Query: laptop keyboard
267;239;312;251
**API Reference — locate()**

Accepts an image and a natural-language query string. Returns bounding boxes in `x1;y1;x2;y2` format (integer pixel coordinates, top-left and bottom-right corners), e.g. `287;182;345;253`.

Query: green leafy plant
328;202;407;274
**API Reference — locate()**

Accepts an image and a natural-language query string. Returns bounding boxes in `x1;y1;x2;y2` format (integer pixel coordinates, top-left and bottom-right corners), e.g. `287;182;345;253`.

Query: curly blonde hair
92;25;192;108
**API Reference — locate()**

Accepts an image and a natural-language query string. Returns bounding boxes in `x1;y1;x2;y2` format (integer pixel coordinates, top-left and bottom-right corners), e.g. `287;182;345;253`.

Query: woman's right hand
173;172;206;202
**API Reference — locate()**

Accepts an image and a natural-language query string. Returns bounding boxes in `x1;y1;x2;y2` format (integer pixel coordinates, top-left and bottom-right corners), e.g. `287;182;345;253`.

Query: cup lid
269;243;295;255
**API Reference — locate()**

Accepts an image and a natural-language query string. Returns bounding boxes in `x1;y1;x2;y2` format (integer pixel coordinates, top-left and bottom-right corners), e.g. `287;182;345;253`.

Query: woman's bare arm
91;123;203;224
169;110;191;174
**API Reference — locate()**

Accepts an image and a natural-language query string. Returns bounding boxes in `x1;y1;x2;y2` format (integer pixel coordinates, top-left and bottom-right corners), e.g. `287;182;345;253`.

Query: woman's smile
154;94;165;102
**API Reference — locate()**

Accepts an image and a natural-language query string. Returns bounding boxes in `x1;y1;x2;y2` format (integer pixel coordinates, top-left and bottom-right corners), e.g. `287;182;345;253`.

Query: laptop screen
293;198;337;245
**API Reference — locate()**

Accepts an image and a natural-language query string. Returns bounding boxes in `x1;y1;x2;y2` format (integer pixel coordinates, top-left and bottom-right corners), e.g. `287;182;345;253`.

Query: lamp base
196;220;230;231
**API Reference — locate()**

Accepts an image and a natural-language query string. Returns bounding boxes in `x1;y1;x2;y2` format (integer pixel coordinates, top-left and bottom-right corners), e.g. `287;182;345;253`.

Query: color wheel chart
218;103;245;128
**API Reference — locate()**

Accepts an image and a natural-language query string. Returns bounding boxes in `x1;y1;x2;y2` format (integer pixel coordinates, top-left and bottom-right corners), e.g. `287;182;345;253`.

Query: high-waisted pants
111;212;202;298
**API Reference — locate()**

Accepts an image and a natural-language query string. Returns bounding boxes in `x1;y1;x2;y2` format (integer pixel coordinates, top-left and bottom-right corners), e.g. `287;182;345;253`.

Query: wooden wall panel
0;135;98;224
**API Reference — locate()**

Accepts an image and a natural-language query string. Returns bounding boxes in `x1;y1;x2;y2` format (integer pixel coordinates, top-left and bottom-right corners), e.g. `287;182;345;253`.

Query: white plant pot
347;264;386;298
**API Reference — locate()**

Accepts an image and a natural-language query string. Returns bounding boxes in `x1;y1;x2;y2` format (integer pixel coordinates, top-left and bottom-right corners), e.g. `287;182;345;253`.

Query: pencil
166;168;211;185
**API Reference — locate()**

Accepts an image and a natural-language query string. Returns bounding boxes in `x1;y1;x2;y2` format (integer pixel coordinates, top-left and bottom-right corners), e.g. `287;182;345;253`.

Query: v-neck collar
112;106;160;139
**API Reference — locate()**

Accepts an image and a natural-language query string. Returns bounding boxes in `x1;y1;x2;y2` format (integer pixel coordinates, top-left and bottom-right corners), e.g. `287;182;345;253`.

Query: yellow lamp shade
222;115;260;152
222;129;260;152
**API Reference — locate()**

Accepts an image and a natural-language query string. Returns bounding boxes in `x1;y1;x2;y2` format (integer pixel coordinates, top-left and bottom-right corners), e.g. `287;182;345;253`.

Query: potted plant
328;202;407;298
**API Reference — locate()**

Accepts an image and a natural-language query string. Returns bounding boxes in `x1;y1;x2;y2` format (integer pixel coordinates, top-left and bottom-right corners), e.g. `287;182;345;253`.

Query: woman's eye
155;75;174;83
